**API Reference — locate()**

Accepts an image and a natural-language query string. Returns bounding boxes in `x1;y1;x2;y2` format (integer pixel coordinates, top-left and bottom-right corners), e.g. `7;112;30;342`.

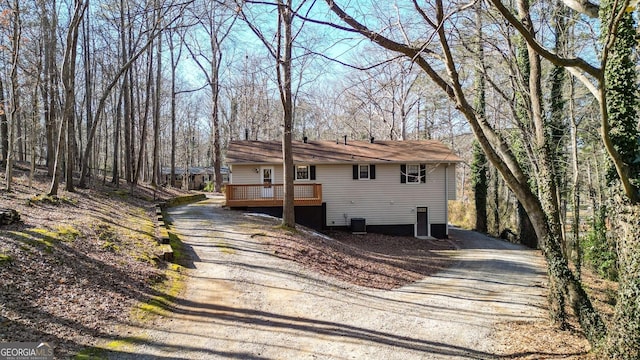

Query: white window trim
406;164;421;184
358;164;370;180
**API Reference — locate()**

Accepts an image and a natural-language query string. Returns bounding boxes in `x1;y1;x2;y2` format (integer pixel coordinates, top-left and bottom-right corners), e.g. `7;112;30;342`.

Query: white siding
229;165;284;184
229;162;457;228
447;164;457;200
318;164;449;227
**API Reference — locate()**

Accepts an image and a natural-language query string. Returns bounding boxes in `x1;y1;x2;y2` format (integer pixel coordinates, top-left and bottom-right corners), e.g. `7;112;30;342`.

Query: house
224;139;463;238
161;166;229;190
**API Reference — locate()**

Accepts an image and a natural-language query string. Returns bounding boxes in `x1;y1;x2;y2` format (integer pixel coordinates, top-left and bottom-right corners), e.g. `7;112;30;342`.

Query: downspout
445;164;449;238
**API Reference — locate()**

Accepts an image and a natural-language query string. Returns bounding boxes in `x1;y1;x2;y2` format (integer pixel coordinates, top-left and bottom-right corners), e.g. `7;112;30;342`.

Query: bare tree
151;3;162;187
63;0;87;192
0;77;7;164
237;0;312;228
185;0;237;192
39;0;58;177
5;0;22;192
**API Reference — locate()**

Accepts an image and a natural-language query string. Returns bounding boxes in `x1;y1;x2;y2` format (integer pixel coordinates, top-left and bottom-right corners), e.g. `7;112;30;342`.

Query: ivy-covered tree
600;0;640;357
471;2;488;234
548;2;569;252
471;141;488;232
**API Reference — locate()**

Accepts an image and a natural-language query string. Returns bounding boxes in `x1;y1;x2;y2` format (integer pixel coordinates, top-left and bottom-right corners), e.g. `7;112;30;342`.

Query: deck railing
225;183;322;207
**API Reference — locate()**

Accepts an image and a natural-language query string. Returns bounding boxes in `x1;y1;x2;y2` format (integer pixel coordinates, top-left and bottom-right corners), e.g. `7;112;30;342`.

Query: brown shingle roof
226;140;463;164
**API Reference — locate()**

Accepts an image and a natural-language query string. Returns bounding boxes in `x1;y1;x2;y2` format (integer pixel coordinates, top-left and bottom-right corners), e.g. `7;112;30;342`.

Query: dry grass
449;199;475;230
492;268;617;359
253;226;456;290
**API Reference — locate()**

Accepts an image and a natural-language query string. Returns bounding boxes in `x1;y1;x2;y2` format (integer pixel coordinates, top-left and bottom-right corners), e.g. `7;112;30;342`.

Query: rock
159;244;173;261
500;228;518;243
0;208;20;225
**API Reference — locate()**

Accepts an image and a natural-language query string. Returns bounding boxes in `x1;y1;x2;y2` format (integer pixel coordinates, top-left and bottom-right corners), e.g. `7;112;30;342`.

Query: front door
261;167;274;198
417;207;428;237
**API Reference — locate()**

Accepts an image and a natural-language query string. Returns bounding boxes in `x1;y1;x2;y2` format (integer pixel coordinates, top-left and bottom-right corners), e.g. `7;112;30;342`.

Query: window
407;164;420;183
353;164;376;180
401;164;426;184
295;165;316;180
359;164;370;179
296;165;309;180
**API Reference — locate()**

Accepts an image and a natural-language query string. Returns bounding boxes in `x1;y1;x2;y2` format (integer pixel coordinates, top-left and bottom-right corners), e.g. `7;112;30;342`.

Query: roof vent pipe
245;128;249;140
370;136;375;143
344;135;348;145
303;136;308;143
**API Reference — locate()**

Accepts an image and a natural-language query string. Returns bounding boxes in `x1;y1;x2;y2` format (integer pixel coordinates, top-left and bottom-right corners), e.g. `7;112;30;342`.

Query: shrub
203;181;215;192
581;207;619;281
448;200;475;230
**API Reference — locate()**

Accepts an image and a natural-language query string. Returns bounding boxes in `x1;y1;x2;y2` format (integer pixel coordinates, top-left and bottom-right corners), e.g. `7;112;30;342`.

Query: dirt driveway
108;196;548;359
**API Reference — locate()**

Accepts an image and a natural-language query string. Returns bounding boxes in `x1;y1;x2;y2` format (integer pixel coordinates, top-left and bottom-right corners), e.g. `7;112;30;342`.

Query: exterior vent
351;218;366;234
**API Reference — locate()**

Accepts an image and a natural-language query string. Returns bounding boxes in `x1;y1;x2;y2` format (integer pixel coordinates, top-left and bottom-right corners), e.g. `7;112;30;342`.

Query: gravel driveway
108;196;547;359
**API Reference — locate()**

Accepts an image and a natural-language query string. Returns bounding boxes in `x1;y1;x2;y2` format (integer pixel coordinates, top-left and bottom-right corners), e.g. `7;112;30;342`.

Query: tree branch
488;0;602;79
561;0;599;17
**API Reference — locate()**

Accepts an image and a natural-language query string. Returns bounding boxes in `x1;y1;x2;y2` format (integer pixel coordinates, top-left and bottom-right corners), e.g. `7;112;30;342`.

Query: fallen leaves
0;167;187;358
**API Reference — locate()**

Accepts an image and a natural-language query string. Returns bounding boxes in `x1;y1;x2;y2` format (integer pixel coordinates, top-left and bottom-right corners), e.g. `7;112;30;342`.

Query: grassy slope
0;165;189;359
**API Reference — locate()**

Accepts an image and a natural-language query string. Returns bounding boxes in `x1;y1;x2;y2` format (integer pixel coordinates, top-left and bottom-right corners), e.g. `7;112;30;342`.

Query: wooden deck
225;183;322;207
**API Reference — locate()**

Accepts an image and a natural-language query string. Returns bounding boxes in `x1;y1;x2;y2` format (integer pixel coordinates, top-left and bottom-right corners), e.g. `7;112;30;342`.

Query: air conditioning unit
351;218;366;234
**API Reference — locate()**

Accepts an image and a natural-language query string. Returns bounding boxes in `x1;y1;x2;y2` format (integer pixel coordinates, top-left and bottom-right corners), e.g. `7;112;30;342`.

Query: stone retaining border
155;194;207;261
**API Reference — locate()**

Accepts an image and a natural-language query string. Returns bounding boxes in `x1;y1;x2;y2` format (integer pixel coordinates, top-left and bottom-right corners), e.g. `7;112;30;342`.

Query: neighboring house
224;139;463;238
161;167;229;190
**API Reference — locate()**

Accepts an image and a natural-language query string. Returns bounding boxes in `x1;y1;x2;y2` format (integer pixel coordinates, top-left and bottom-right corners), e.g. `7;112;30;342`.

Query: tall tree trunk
513;18;539;249
517;0;607;341
82;4;93;180
30;66;41;187
278;0;295;228
0;78;7;163
549;1;569;254
472;1;488;233
102;93;109;184
568;77;582;279
492;167;500;235
169;32;178;188
152;18;161;187
48;114;65;196
41;0;57;177
134;44;153;187
472;141;488;233
211;42;223;193
15;88;22;163
112;89;123;186
600;0;640;356
519;0;568;328
62;0;86;192
607;196;640;358
517;201;537;247
6;0;21;192
121;0;133;184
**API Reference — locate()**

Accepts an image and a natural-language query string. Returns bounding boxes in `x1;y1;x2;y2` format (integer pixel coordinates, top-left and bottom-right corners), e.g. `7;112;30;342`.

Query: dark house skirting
239;204;326;231
232;204;448;239
327;224;448;239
